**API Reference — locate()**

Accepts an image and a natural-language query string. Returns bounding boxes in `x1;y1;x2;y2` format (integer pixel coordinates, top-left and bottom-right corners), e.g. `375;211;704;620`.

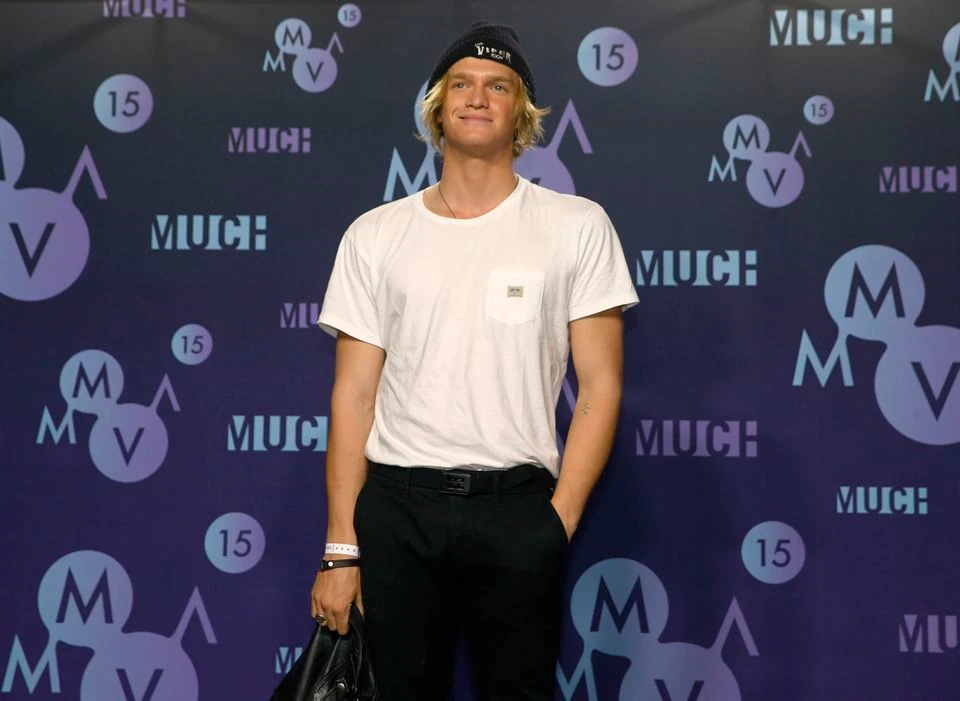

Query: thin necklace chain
436;183;457;219
436;175;519;219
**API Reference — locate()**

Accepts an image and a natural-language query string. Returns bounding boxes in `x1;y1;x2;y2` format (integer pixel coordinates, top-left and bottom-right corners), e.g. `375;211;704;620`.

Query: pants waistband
368;462;554;496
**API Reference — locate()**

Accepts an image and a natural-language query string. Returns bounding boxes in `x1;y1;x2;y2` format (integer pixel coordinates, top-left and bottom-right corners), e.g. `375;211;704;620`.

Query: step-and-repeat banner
2;1;958;699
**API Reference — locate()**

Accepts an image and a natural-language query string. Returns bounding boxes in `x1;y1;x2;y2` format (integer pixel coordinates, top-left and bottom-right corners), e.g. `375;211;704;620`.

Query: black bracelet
318;557;361;572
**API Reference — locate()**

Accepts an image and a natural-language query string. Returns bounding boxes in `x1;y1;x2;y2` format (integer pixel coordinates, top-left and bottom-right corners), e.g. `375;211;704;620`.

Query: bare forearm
325;385;375;542
552;377;622;533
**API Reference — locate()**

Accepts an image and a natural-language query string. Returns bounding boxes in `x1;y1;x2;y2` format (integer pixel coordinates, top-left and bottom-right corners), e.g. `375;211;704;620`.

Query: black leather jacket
271;605;380;701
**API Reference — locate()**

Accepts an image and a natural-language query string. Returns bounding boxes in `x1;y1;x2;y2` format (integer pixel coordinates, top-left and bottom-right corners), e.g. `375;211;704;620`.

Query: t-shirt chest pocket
484;268;545;325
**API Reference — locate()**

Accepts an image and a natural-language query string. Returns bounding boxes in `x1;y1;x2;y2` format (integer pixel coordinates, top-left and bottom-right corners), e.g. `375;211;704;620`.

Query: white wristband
324;543;360;557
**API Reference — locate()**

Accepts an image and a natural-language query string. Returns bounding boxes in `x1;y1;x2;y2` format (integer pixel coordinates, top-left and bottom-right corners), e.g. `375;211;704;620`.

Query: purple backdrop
2;1;959;699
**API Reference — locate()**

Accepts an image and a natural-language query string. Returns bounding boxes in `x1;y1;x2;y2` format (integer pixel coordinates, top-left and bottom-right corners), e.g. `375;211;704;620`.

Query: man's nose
466;85;488;108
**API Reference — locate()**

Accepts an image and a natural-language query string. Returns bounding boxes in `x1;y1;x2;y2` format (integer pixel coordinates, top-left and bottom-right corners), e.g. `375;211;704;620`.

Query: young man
311;21;638;700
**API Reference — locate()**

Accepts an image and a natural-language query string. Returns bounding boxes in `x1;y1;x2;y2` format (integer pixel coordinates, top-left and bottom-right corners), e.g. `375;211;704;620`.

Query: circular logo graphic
745;151;804;208
823;245;924;342
577;27;639;87
803;95;835;126
81;631;199;701
570;558;668;657
59;350;124;415
293;48;338;93
943;22;960;71
171;323;213;366
88;403;169;483
0;187;91;301
722;115;770;161
338;3;362;28
741;521;806;584
38;551;133;647
620;641;741;700
275;18;311;55
875;325;960;445
515;147;576;195
94;74;154;133
205;513;266;574
414;81;431;144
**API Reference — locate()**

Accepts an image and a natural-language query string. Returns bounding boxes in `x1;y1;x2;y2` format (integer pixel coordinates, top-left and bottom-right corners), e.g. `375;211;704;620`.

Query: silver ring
316;613;326;625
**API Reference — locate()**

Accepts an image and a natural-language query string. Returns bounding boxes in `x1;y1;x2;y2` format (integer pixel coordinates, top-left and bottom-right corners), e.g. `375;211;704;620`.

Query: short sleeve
317;230;383;348
568;205;639;321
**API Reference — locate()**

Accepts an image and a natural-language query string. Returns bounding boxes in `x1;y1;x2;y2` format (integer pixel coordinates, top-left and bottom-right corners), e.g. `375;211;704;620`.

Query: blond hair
419;72;551;158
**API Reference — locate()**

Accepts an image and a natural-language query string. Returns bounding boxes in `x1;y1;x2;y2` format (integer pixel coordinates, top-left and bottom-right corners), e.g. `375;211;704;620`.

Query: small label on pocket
485;268;544;325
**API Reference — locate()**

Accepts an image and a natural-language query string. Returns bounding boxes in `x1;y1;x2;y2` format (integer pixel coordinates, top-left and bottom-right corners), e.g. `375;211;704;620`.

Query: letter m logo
57;568;114;624
36;407;76;445
279;25;308;52
72;361;113;401
731;120;763;151
383;149;437;202
792;330;854;387
925;70;959;103
1;637;60;693
845;263;905;319
262;51;287;73
590;576;650;634
708;155;737;182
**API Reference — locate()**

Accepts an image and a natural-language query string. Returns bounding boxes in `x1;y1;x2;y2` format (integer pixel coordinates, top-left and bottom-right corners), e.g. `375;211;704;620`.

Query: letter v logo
763;168;786;194
912;361;960;420
117;668;163;701
655;679;705;701
9;222;55;276
306;58;324;83
113;426;146;465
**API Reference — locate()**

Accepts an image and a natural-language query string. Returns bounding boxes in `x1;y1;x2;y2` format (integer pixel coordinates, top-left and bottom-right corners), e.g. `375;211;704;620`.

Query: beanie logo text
474;42;512;64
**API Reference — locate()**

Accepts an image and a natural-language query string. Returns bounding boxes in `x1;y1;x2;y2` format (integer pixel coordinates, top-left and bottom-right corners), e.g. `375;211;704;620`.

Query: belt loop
402;468;411;502
493;472;500;505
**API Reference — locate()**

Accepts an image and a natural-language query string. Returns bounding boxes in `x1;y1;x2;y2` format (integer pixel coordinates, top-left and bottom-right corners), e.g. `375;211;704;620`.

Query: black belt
368;462;553;496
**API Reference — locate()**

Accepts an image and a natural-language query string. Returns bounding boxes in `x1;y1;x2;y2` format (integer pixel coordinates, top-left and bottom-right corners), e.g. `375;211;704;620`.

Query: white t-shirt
318;176;638;476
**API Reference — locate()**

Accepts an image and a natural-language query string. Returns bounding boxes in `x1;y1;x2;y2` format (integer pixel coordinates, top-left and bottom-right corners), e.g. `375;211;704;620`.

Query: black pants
354;462;569;701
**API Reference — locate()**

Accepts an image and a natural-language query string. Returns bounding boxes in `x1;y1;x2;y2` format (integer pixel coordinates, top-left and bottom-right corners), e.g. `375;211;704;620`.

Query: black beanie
427;21;537;105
